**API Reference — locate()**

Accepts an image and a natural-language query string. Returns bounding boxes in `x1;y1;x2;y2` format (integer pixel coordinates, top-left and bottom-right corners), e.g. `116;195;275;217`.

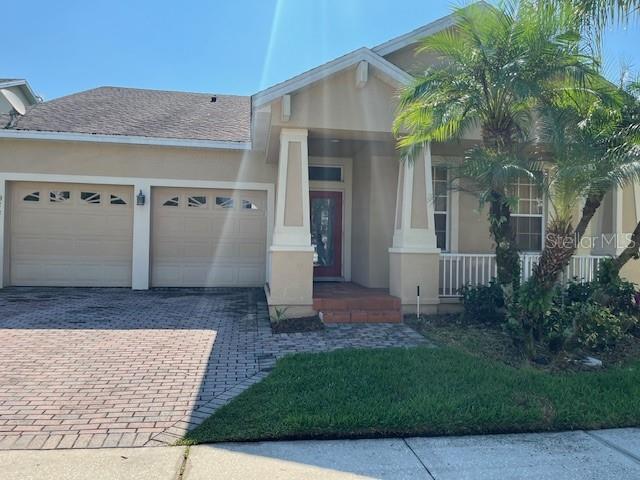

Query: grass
182;346;640;444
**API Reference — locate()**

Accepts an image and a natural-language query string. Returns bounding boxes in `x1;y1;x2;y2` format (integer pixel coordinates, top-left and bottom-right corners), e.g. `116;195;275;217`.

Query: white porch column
389;143;441;313
267;128;314;317
132;182;151;290
0;178;6;288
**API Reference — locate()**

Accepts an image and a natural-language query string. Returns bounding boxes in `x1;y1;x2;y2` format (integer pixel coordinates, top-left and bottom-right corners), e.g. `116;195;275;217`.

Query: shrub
545;301;633;351
460;280;504;324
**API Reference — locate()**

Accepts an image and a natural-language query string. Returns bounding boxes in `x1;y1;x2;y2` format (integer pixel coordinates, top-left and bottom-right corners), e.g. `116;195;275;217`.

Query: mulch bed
406;313;640;372
271;315;325;334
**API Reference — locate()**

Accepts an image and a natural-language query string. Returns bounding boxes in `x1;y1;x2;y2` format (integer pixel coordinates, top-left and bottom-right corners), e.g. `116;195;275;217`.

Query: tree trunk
532;219;575;289
612;220;640;275
574;194;603;241
488;190;521;291
532;193;604;287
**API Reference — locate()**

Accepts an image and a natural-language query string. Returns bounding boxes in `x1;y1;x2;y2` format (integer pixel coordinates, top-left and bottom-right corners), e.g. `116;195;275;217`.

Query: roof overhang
371;12;456;57
0;79;40;105
251;47;413;110
371;1;489;57
0;129;252;150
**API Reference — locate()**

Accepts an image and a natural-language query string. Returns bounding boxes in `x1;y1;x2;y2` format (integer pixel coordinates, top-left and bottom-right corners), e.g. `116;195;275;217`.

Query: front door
310;191;342;278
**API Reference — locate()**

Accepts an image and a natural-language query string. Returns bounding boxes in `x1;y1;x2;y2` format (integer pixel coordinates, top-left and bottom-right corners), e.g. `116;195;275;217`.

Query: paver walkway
0;287;425;450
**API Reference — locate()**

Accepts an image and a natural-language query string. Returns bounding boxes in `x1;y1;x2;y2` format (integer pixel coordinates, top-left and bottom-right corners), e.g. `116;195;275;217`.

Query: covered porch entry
265;127;442;320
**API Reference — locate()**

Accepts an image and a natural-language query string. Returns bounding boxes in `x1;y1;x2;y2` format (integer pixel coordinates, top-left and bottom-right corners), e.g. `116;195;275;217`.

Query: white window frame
509;175;545;253
432;165;450;252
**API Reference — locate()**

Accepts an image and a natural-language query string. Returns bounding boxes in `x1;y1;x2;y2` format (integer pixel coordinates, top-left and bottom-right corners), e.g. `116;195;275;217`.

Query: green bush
460;280;505;324
545;301;635;351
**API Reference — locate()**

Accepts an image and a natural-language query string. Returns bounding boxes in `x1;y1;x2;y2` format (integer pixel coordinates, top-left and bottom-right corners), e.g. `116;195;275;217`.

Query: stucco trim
0;130;252;151
252;48;413;109
0;172;274;290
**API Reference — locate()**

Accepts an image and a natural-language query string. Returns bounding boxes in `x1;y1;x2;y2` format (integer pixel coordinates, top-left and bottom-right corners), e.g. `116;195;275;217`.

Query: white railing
439;253;607;297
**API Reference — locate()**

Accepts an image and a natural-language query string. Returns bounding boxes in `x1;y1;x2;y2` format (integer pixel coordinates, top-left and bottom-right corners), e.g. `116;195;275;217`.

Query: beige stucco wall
383;45;442;76
351;147;398;288
457;184;493;253
623;183;637;233
351;149;372;286
0;138;277;183
271;68;399;134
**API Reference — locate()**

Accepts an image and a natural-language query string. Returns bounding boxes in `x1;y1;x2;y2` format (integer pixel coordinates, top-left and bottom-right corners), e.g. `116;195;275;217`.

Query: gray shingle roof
1;86;251;143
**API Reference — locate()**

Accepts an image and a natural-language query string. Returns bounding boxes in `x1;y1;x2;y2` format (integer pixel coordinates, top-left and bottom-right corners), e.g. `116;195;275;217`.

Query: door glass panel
311;197;335;267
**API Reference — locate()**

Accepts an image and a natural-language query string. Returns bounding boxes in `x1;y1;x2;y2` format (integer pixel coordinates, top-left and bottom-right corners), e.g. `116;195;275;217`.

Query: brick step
313;296;401;312
321;309;402;324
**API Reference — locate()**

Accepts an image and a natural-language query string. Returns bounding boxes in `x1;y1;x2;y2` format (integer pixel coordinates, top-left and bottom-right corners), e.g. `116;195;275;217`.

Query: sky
4;0;640;101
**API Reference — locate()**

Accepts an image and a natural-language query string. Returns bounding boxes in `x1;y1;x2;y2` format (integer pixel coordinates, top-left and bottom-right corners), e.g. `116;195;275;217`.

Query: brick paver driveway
0;288;424;450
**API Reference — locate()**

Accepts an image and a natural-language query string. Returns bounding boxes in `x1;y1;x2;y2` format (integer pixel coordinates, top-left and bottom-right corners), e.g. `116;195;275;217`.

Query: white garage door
151;187;267;287
10;182;134;287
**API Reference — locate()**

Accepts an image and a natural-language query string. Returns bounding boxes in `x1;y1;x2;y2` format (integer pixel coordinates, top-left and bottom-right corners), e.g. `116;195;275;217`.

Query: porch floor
313;282;402;323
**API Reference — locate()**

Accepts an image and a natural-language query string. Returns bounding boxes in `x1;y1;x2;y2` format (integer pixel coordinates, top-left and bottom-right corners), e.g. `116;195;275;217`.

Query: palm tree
530;80;640;288
393;1;600;292
566;0;639;33
605;80;640;275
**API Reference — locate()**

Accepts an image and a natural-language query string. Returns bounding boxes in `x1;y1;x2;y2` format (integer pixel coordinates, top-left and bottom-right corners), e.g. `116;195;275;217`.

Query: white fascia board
372;12;456;57
0;129;252;151
0;80;40;104
252;48;412;109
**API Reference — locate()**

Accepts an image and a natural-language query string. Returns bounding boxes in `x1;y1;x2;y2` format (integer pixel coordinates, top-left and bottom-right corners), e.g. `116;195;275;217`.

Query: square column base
389;249;441;314
266;248;315;318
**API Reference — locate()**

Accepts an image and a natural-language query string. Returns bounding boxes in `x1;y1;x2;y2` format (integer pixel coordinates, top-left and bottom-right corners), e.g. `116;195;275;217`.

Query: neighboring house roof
1;86;251;144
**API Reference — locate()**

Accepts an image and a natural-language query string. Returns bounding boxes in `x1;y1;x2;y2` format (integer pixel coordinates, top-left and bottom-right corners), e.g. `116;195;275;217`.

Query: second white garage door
151;187;267;287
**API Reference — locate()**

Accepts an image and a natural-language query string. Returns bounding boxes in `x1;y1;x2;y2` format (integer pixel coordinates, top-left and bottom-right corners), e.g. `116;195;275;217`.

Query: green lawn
182;347;640;444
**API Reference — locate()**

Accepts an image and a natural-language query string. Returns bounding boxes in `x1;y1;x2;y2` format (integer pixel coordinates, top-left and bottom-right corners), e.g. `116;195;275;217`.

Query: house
1;11;638;322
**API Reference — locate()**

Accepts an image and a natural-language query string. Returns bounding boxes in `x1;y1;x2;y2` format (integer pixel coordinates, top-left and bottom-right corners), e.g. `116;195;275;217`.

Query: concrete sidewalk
1;429;639;479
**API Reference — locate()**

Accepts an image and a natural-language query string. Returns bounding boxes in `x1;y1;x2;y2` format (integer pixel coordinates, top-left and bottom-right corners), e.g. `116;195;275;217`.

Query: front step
313;290;402;324
321;309;402;324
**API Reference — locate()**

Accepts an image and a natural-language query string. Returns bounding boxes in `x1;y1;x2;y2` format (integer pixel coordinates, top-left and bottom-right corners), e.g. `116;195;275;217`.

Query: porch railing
439;253;607;297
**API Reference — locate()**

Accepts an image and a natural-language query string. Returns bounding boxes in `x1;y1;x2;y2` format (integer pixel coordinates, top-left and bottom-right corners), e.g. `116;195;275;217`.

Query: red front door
310;191;342;278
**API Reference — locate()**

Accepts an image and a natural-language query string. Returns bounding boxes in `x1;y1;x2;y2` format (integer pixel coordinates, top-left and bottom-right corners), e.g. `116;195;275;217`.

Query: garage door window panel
50;191;71;203
110;194;128;205
81;192;101;205
215;196;234;209
163;196;180;207
188;196;208;208
23;192;40;202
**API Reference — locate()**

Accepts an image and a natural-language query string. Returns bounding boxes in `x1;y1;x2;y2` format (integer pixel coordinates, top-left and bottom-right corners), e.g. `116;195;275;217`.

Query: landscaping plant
394;1;600;296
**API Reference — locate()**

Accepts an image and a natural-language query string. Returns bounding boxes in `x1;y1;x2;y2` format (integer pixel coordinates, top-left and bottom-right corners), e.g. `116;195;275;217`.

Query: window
188;196;207;208
242;200;258;210
110;194;127;205
163;197;179;207
23;192;40;202
432;166;448;250
309;166;342;182
507;176;544;251
50;191;70;203
81;192;101;204
215;196;234;209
